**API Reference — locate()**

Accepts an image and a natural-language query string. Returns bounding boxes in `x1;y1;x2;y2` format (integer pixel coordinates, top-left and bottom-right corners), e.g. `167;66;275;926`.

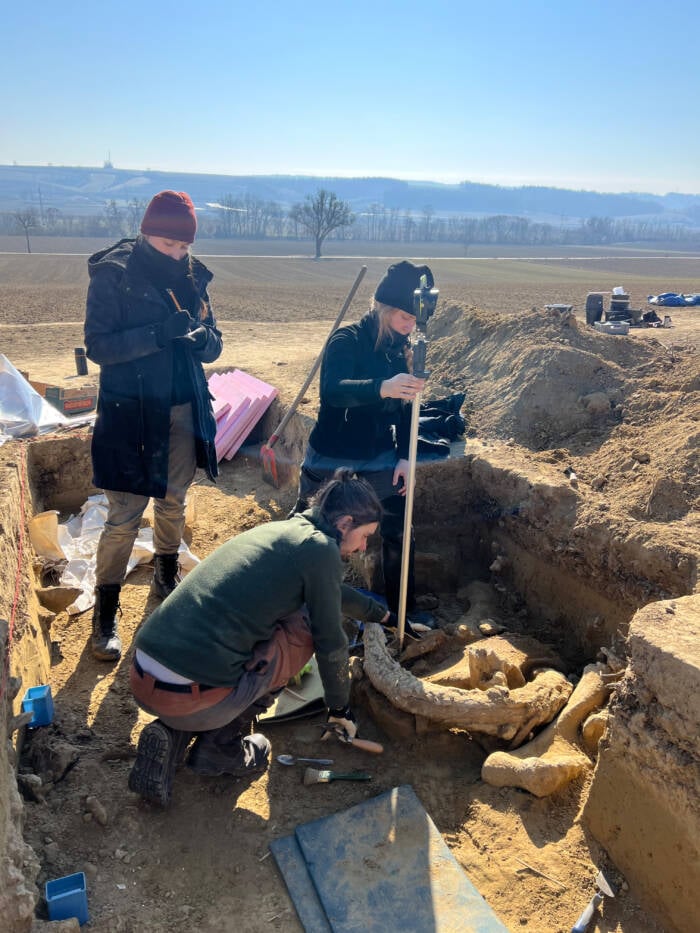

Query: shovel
571;869;616;933
260;265;366;487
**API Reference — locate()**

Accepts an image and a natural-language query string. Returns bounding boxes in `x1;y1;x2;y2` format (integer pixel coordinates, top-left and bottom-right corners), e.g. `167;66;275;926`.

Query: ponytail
312;468;382;529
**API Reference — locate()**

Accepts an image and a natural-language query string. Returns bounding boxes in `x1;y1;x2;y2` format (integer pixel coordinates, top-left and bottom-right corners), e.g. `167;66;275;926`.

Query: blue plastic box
21;685;55;727
45;872;89;925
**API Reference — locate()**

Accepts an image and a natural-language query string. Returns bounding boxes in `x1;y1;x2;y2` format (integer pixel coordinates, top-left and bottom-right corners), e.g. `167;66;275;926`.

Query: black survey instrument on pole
396;274;439;647
410;277;438;379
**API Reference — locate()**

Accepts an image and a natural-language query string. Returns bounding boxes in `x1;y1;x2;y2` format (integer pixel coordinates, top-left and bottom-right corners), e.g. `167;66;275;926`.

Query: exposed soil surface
5;249;698;932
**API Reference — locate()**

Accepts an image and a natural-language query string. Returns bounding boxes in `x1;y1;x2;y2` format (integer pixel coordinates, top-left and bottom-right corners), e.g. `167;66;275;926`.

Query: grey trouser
95;403;197;586
296;455;416;612
130;610;314;732
297;442;402;503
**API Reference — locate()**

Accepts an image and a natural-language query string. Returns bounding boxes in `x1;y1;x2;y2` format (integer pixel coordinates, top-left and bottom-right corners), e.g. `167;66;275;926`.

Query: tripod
396;275;439;647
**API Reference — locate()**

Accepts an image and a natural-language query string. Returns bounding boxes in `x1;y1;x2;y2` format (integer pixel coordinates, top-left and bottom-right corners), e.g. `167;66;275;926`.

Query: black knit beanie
374;261;434;315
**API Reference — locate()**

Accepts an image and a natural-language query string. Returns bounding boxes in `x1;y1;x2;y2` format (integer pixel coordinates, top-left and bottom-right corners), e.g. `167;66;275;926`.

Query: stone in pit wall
583;596;700;933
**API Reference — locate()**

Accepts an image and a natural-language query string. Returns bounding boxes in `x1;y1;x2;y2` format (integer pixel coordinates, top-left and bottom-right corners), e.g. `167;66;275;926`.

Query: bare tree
14;207;38;253
289;189;354;258
420;205;435;241
45;207;61;230
103;200;124;237
126;198;148;235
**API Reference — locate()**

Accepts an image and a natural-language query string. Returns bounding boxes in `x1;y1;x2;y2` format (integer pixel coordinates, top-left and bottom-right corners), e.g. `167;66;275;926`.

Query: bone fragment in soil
481;664;611;797
362;622;572;742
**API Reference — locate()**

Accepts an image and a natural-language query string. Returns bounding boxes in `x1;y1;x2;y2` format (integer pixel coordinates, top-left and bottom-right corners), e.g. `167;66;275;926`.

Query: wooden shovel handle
264;265;366;448
349;737;384;754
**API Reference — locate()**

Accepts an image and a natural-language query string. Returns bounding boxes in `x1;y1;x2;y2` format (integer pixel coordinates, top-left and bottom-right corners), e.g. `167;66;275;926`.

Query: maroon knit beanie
140;190;197;244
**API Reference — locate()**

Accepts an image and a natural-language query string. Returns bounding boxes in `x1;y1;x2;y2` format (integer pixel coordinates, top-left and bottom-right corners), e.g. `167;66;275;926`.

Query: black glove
176;324;208;350
324;705;357;740
156;310;192;346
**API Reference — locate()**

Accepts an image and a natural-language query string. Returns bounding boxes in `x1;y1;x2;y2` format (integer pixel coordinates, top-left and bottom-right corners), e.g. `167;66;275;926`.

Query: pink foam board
211;397;231;420
208;369;278;461
215;401;251;460
221;370;278;459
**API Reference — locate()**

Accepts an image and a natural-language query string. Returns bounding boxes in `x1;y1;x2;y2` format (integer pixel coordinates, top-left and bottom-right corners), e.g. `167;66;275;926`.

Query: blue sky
3;0;699;194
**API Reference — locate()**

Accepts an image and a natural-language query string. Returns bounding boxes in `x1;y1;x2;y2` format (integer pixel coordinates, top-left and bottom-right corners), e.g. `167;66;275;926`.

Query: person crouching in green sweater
128;467;392;806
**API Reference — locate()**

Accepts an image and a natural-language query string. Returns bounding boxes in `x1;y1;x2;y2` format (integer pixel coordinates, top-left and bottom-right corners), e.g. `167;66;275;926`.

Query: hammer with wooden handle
318;723;384;754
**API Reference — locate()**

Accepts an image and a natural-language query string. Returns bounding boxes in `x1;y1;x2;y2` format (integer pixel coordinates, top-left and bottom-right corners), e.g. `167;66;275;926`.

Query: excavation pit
2;419;698;933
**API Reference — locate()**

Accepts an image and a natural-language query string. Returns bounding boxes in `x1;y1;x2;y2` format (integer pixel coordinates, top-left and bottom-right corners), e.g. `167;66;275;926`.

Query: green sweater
135;511;387;709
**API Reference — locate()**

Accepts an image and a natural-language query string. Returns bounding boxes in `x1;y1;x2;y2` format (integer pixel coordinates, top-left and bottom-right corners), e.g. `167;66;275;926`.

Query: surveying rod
396;275;439;648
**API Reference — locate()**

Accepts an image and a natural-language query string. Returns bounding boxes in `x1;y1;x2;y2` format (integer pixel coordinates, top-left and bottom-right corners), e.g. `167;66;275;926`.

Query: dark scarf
132;235;198;312
132;236;198;405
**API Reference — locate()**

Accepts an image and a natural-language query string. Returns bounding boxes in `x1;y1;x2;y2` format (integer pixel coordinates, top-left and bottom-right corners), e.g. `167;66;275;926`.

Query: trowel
571;869;616;932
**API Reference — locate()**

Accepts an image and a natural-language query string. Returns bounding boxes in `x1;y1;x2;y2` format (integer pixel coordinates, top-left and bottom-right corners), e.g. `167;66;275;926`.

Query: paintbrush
303;768;372;786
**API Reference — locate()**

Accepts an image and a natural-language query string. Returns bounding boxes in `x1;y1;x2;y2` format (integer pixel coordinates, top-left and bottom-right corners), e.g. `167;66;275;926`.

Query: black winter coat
308;312;412;460
84;238;222;498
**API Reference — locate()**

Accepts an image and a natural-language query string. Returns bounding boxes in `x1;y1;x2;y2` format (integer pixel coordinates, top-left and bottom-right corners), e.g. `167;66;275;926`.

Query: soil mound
427;303;700;519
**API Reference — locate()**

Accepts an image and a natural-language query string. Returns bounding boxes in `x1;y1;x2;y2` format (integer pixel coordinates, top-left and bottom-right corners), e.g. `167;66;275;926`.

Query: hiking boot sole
128;721;183;806
187;758;269;778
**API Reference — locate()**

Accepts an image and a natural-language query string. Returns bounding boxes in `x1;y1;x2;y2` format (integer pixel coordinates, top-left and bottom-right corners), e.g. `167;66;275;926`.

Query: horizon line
0;162;696;200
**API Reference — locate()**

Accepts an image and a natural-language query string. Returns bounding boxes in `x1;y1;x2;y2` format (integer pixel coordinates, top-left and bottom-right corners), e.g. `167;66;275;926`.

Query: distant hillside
2;164;700;226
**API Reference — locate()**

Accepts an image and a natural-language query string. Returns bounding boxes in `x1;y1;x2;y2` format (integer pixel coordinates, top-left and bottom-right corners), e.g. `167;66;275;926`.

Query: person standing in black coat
84;190;223;662
291;260;436;626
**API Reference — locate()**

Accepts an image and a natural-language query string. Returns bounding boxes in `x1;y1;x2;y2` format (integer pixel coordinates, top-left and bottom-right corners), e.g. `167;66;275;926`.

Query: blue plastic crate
21;685;54;727
45;871;89;925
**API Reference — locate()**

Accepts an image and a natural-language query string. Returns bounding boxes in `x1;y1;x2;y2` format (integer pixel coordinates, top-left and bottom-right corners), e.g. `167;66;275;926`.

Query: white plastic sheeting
0;354;69;442
30;494;200;615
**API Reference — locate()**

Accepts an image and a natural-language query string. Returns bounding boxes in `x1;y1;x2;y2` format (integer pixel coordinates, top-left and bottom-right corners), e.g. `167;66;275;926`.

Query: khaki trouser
95;403;196;585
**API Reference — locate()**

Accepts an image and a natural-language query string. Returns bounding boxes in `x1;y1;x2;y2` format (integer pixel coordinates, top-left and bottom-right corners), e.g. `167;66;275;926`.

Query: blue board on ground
270;785;510;933
268;834;332;933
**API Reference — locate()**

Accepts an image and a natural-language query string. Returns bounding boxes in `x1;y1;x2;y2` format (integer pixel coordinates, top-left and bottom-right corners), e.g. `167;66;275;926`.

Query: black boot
382;525;438;630
382;534;415;615
187;718;271;777
128;720;193;807
91;584;122;661
152;553;181;600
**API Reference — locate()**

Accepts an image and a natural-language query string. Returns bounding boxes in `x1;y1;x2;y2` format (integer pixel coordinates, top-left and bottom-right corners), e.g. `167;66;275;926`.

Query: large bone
455;580;506;640
424;634;565;692
481;664;611;796
362;622;572;742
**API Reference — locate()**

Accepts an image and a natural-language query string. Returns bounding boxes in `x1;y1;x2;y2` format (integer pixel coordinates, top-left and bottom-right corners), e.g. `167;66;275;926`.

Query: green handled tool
303;768;371;785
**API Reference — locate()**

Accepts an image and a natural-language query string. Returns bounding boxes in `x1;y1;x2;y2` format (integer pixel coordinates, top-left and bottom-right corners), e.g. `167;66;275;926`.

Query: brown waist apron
243;611;314;691
130;611;314;717
130;657;233;718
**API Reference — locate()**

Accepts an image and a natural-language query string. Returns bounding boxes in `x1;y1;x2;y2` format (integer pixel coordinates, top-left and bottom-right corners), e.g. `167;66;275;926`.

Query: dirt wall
25;434;96;513
583;596;700;933
0;444;47;931
411;441;697;657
